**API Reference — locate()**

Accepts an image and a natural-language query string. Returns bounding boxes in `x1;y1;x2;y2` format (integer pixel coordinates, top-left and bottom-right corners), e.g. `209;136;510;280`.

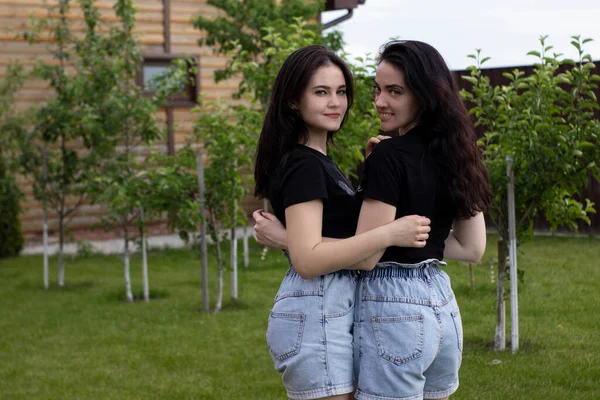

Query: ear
289;102;297;110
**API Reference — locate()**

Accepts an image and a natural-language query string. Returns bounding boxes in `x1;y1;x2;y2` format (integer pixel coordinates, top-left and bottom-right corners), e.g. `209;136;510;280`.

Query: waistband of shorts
361;259;446;280
285;267;359;279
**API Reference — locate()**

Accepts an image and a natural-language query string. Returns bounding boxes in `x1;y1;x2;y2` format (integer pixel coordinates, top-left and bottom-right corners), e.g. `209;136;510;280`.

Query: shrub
0;158;24;258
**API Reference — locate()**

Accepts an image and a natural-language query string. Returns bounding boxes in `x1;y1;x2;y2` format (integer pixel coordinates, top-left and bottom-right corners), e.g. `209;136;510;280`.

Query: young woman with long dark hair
254;41;490;400
254;45;431;400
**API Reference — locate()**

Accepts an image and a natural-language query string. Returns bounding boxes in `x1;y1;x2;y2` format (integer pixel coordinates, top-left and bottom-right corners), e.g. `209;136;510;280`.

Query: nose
375;92;386;109
328;93;341;107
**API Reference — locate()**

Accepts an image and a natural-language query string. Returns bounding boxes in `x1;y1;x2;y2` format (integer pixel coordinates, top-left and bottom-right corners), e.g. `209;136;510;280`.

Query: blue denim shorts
266;264;357;399
354;259;463;400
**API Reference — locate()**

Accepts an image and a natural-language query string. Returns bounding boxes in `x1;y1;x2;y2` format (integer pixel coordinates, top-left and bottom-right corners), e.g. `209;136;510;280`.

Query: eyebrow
374;81;404;90
312;85;347;89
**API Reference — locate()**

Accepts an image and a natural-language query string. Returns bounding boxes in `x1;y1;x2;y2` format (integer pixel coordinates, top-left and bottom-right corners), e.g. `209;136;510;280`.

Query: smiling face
295;64;348;137
374;61;421;135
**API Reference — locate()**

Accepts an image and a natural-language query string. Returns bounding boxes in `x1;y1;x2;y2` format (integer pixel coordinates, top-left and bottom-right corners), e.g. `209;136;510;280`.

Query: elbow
290;258;319;280
360;260;377;271
296;267;318;280
468;245;486;263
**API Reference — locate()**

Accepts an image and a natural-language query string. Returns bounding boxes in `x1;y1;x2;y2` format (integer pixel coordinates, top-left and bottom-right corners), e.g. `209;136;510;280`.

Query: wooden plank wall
0;0;262;244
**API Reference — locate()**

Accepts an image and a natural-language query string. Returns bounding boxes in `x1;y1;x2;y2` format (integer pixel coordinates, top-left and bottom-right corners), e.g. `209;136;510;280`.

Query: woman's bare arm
255;201;430;279
443;212;486;263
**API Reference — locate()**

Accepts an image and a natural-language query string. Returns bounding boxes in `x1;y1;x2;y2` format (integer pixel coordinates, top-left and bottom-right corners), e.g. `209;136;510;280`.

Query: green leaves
193;0;323;101
192;98;256;239
461;36;600;244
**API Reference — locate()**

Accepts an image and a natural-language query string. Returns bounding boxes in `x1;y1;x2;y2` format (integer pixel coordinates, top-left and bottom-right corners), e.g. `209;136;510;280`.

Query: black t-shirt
268;145;361;239
358;126;455;263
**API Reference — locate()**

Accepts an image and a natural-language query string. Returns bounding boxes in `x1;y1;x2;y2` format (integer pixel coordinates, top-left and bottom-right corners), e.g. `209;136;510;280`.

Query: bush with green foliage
0;158;24;258
461;35;600;350
0;62;25;258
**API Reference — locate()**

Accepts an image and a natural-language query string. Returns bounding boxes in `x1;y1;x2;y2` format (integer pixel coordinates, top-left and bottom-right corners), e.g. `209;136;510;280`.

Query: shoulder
283;147;324;171
277;147;327;186
368;137;405;165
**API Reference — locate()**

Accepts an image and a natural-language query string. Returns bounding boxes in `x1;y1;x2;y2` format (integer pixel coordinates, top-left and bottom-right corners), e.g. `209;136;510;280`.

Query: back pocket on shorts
451;309;463;352
266;312;305;361
371;314;424;365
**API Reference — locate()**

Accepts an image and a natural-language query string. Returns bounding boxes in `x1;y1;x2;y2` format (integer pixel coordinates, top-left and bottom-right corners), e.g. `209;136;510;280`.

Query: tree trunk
57;213;65;287
42;146;49;289
230;211;238;301
210;210;223;313
469;263;475;290
43;206;49;289
215;233;223;313
495;238;507;351
243;225;249;268
123;223;134;303
196;153;209;312
140;209;149;302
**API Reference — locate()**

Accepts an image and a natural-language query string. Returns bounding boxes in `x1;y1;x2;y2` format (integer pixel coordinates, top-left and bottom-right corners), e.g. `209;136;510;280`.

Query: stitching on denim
268;312;305;361
371;314;424;365
275;290;323;302
325;303;355;319
286;381;354;399
451;309;463;351
361;292;454;307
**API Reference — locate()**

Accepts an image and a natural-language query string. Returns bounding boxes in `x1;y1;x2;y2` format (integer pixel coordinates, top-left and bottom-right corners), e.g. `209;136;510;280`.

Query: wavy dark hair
254;45;354;198
378;40;490;218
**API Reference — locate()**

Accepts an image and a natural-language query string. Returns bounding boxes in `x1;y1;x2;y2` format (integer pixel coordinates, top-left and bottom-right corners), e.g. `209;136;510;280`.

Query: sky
322;0;600;71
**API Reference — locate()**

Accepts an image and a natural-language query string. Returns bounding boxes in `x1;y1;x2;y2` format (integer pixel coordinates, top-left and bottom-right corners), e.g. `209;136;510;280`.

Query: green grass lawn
1;235;599;400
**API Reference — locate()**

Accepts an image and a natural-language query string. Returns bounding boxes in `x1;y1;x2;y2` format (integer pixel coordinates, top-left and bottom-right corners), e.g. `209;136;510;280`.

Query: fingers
367;135;391;145
252;209;265;223
418;216;431;226
261;211;278;221
400;215;430;248
417;232;429;240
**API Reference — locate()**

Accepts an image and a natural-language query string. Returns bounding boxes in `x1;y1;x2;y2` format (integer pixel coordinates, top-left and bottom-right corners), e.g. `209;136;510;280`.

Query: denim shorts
266;263;357;399
354;259;463;400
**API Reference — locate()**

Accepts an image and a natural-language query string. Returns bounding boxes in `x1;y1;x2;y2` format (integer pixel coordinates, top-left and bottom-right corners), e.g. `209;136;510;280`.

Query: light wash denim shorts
266;262;357;400
354;259;463;400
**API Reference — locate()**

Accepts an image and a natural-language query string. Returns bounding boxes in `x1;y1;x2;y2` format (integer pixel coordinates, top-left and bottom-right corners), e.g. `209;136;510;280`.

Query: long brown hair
379;40;490;218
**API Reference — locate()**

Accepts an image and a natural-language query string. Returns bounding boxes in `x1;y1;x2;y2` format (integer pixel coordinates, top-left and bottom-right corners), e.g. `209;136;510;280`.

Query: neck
398;120;419;136
304;131;328;155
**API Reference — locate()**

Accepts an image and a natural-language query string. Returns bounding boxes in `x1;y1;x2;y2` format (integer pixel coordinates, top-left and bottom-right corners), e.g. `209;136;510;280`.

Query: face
374;61;421;135
295;65;348;136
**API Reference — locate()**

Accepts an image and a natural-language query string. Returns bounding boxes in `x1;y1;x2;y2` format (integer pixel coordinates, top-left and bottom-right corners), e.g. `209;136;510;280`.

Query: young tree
133;149;201;302
19;0;126;286
91;0;190;302
193;100;255;312
461;36;600;350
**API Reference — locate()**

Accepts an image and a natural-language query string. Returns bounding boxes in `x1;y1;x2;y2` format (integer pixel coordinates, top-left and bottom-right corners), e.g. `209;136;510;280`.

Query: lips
378;112;394;121
325;114;341;119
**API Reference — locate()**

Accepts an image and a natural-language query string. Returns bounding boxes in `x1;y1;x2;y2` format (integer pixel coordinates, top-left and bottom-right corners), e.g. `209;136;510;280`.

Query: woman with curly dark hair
351;40;490;400
254;40;490;400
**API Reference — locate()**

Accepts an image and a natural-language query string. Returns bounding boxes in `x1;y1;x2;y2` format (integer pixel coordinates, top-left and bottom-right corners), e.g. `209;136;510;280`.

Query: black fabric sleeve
360;141;404;206
280;153;328;209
